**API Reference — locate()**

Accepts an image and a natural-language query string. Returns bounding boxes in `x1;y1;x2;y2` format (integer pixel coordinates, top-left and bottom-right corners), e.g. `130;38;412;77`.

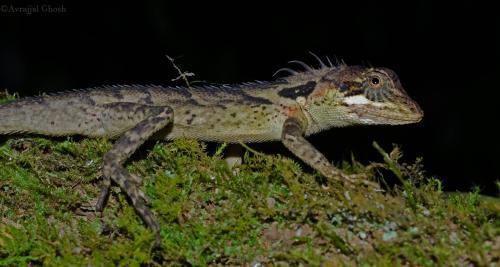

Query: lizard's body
0;57;423;246
0;82;304;142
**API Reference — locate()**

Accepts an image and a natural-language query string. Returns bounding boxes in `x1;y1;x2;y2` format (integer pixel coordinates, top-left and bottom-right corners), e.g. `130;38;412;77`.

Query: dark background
1;1;498;195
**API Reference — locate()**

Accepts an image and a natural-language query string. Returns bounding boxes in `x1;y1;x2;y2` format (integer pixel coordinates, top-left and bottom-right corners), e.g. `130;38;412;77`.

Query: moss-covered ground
0;92;499;266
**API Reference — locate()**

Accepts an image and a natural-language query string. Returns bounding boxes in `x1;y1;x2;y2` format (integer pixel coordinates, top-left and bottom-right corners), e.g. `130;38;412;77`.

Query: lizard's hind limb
96;103;174;247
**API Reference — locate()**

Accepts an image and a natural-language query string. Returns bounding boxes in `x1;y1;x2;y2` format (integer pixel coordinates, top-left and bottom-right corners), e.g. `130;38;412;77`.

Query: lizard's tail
0;95;89;136
0;99;50;135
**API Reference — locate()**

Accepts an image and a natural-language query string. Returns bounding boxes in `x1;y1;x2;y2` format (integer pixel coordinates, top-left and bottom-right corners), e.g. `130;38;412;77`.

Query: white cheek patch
343;95;370;105
343;95;386;107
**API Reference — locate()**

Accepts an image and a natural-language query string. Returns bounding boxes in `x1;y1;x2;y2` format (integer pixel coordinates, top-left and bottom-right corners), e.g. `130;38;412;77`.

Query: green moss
0;94;499;265
0;90;16;105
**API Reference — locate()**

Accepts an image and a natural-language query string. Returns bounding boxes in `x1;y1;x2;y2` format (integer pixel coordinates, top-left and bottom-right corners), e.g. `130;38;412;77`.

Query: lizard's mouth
349;103;424;125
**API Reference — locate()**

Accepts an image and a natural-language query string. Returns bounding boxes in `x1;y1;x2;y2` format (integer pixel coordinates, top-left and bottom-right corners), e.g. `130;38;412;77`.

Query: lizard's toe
137;189;151;205
96;176;111;211
350;174;383;191
130;173;142;185
335;172;382;191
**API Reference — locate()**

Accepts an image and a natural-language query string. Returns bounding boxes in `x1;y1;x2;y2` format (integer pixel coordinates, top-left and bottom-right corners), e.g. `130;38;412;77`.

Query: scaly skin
0;57;423;246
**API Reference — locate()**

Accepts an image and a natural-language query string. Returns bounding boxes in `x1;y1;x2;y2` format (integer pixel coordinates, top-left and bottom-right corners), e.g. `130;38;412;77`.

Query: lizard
0;55;423;246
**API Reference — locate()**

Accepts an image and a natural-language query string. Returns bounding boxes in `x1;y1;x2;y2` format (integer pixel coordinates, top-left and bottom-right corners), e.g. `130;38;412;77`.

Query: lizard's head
307;65;423;127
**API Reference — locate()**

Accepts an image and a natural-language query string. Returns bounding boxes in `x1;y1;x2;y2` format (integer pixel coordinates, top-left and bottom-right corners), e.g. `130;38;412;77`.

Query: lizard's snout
410;101;424;122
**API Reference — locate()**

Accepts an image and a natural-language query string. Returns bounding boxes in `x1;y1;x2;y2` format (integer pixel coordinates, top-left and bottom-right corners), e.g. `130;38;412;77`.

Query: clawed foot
347;173;382;191
95;176;110;212
95;175;151;212
328;171;383;192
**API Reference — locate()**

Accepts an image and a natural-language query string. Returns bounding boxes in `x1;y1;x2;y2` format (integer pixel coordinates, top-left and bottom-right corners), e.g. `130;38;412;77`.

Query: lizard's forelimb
281;117;381;188
97;104;174;247
281;117;355;184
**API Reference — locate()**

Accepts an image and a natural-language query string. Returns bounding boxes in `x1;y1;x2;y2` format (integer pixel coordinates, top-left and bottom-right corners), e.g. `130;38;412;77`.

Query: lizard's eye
369;75;383;88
